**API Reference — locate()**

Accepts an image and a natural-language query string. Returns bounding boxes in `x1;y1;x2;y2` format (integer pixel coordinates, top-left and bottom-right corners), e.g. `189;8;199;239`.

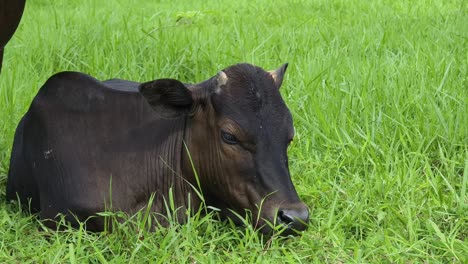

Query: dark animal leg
0;0;27;74
0;48;3;73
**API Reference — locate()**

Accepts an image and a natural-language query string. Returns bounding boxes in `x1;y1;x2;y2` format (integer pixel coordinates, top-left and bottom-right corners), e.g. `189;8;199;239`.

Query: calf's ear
139;79;193;117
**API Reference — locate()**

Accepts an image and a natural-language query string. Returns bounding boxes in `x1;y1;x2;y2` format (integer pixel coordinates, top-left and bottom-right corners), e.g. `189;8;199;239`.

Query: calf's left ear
269;63;289;89
139;79;193;117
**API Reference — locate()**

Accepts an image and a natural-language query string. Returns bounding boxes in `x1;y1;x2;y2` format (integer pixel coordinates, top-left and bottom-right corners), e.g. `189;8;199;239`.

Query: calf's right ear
139;79;193;117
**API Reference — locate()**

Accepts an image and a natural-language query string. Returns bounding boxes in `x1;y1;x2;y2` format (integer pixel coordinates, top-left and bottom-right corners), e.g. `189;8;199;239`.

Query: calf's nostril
278;210;295;224
277;208;309;231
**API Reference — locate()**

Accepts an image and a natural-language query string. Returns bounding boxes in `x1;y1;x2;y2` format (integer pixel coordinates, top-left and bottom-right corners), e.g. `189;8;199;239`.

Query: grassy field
0;0;467;262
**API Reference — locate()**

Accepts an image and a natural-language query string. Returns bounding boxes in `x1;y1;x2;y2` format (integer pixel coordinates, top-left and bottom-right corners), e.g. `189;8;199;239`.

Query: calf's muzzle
273;202;309;236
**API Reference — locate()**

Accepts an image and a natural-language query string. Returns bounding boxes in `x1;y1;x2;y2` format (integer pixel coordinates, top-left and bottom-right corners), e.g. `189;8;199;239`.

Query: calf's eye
221;131;238;145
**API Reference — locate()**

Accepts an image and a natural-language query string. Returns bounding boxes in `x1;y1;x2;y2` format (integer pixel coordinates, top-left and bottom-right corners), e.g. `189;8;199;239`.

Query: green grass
0;0;467;262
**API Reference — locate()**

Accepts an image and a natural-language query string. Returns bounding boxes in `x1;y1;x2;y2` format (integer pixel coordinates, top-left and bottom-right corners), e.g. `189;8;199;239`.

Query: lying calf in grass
6;63;308;236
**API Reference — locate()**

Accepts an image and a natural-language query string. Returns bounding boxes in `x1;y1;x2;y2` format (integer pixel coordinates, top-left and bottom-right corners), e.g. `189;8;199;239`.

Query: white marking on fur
44;149;53;159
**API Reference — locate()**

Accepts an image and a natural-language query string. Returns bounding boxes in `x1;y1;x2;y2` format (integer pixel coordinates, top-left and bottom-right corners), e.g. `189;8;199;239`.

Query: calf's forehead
212;90;293;139
209;63;294;137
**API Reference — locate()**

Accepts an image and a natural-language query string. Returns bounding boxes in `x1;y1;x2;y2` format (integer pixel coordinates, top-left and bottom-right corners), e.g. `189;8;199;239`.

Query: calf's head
139;63;308;235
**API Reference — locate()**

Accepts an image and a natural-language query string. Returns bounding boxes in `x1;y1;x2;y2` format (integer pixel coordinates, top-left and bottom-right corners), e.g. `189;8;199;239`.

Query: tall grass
0;0;466;262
